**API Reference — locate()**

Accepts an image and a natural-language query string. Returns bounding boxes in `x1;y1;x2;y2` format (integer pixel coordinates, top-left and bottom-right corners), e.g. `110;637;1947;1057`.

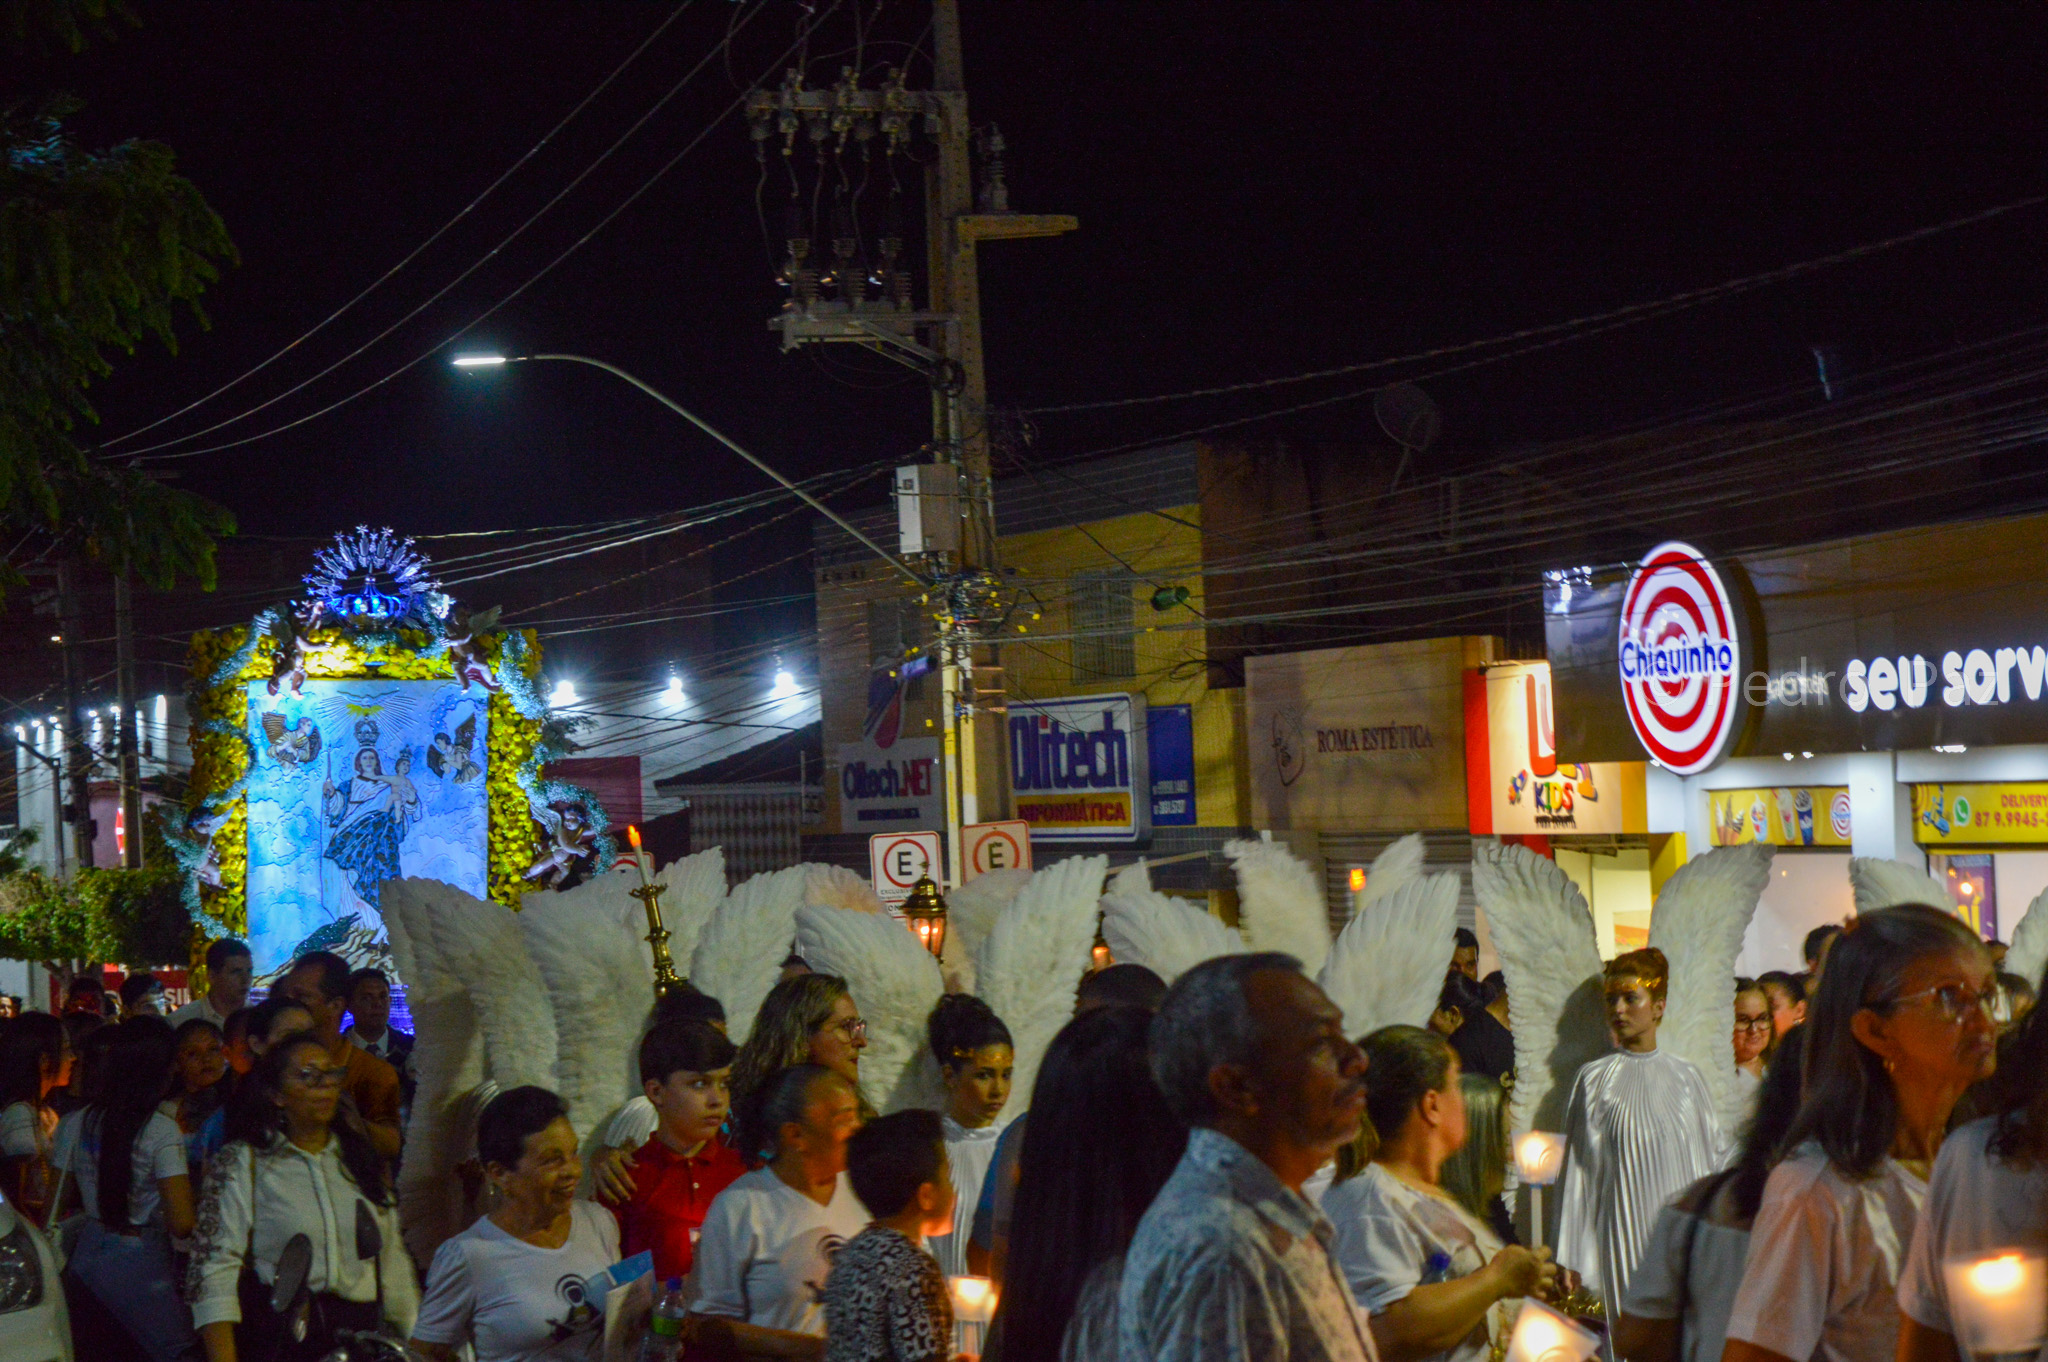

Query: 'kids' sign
1618;541;1743;775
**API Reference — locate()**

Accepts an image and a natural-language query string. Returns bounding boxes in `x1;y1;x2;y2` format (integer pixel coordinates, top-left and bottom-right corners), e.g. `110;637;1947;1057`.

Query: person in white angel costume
1473;840;1776;1335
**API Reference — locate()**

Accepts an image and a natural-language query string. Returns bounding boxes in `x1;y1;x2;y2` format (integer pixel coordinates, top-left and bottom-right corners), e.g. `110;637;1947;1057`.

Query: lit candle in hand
626;824;651;887
1944;1251;2047;1357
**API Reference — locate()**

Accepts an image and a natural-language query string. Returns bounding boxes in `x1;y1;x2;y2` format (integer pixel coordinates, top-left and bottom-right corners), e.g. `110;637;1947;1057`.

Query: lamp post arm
520;353;923;583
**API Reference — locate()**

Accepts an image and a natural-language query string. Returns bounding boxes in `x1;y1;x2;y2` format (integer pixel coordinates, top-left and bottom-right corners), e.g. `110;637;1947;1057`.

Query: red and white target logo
1618;541;1741;775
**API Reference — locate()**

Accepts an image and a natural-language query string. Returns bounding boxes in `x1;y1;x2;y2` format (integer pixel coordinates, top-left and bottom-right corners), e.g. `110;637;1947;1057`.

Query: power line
126;0;831;462
1013;193;2048;417
101;1;703;451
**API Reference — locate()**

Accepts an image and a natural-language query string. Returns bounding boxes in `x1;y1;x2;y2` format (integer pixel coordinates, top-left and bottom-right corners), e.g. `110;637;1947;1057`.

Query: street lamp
449;351;919;582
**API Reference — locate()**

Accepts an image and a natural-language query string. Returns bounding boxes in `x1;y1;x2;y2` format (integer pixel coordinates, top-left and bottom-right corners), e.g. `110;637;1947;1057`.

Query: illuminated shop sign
1844;649;2048;712
1008;693;1150;842
1617;542;1744;775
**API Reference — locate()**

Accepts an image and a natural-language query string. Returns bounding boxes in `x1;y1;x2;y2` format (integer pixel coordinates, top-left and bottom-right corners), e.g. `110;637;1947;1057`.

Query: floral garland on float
171;527;611;984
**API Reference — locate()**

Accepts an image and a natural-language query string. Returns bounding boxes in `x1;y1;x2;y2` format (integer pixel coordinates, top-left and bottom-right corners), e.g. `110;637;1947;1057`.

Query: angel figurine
190;809;229;888
524;801;595;888
265;602;325;698
444;605;503;694
427;715;483;784
260;712;322;768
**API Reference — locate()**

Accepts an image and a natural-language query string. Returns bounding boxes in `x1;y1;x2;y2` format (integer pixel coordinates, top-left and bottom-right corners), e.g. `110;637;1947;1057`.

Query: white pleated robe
1553;1047;1723;1322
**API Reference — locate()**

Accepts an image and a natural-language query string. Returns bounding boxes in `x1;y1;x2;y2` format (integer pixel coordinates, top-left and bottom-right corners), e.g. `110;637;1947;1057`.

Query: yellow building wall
997;505;1247;828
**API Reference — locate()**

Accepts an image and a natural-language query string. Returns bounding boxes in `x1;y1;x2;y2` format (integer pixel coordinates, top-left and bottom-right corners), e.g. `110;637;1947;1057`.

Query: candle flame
1968;1253;2026;1297
627;825;642;850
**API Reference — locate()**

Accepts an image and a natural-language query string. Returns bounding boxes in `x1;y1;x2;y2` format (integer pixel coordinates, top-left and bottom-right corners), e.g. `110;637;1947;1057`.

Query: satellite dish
1374;382;1441;490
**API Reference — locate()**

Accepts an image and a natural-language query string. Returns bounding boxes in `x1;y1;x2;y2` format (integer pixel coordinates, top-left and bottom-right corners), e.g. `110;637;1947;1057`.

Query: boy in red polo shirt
605;1018;747;1282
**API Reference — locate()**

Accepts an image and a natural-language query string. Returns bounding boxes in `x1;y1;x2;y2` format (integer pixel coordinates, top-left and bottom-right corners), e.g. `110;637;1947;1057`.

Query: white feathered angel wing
690;863;811;1046
975;855;1108;1115
1850;856;1951;916
1359;833;1429;909
382;878;487;1264
804;863;886;914
658;846;728;971
2007;886;2048;991
1226;837;1332;974
1317;871;1461;1039
1471;839;1609;1135
793;901;945;1113
516;872;657;1145
1100;859;1243;984
938;868;1034;994
1648;843;1773;1134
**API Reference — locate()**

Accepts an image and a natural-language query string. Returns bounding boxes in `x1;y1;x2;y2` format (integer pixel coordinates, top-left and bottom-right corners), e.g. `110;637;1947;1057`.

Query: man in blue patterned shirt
1119;952;1378;1362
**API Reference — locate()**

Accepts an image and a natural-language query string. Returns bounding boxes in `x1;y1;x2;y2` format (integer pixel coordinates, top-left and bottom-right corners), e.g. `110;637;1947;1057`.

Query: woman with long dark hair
1895;973;2048;1362
1723;905;1996;1362
1326;1026;1555;1362
51;1016;197;1361
186;1032;416;1362
729;972;867;1159
925;993;1014;1277
987;1006;1188;1362
1615;1027;1807;1362
0;1010;73;1225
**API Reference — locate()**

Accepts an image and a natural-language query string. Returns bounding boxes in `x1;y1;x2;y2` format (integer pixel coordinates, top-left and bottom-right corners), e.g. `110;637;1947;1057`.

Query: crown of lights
304;526;442;627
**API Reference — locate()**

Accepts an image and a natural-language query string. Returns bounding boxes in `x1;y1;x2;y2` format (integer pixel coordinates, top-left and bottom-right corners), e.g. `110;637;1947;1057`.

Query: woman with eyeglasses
1722;905;1996;1362
1731;979;1775;1106
1895;968;2048;1362
186;1032;416;1362
729;973;869;1161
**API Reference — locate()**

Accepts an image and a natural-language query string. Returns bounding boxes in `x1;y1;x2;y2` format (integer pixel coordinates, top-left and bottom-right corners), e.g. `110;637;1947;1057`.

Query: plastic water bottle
640;1278;688;1362
1420;1251;1456;1285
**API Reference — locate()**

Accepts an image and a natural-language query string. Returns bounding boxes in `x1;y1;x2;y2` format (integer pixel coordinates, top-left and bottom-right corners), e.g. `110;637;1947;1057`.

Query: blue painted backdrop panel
245;678;489;979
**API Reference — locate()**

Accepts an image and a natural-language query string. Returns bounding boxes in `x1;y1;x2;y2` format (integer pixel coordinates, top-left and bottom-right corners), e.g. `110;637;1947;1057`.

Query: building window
1071;570;1136;680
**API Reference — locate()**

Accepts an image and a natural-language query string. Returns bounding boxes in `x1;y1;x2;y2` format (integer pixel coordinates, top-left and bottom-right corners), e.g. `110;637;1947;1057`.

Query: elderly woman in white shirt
186;1032;415;1362
1326;1025;1558;1362
1722;905;1997;1362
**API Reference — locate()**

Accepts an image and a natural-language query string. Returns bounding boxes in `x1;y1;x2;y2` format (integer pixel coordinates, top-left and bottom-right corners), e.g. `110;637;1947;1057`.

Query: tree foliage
0;10;237;594
0;861;191;968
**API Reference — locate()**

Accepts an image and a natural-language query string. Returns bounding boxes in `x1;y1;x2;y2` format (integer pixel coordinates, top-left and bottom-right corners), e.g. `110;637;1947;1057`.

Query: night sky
39;3;2048;537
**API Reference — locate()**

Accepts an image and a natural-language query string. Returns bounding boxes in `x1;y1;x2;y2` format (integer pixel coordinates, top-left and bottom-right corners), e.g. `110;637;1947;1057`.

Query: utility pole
751;0;1075;881
114;570;142;868
55;560;93;871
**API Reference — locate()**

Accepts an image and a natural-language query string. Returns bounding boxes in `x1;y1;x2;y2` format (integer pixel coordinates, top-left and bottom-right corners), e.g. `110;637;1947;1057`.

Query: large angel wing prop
1318;871;1460;1039
690;864;811;1045
2007;886;2048;991
1850;856;1951;916
938;869;1034;994
804;864;887;914
1471;840;1609;1135
517;874;656;1145
428;884;559;1092
657;847;728;971
1226;837;1332;974
975;855;1108;1114
1647;844;1773;1134
794;902;944;1113
382;878;488;1263
1359;833;1428;909
1100;859;1243;984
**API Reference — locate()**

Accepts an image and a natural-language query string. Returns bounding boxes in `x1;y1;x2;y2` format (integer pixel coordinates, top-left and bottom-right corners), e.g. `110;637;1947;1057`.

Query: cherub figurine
522;800;594;889
265;602;325;698
190;809;228;888
445;605;503;694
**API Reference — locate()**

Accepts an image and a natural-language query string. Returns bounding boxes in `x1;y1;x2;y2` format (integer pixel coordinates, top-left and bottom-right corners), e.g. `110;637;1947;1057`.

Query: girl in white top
923;994;1014;1278
0;1011;73;1227
692;1064;869;1339
1326;1026;1557;1362
1895;993;2048;1362
188;1033;416;1362
1723;905;1997;1362
412;1086;619;1362
52;1017;198;1362
1615;1024;1807;1362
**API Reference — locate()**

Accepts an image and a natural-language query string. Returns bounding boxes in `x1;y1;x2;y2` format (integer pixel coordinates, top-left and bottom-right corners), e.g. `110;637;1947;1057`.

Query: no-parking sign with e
962;820;1033;881
870;831;942;905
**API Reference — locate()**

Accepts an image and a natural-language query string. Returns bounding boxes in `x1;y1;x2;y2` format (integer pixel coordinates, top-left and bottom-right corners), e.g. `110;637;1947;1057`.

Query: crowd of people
0;899;2042;1362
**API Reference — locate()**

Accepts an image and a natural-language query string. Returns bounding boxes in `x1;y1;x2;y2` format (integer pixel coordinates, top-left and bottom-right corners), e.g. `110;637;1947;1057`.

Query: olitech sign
1007;693;1150;842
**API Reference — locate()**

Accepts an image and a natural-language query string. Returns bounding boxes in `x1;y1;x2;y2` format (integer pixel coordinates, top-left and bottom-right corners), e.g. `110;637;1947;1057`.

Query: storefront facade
1544;513;2048;972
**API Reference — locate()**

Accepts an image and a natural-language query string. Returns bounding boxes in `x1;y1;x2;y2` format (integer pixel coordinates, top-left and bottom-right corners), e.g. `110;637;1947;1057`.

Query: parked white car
0;1190;69;1362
